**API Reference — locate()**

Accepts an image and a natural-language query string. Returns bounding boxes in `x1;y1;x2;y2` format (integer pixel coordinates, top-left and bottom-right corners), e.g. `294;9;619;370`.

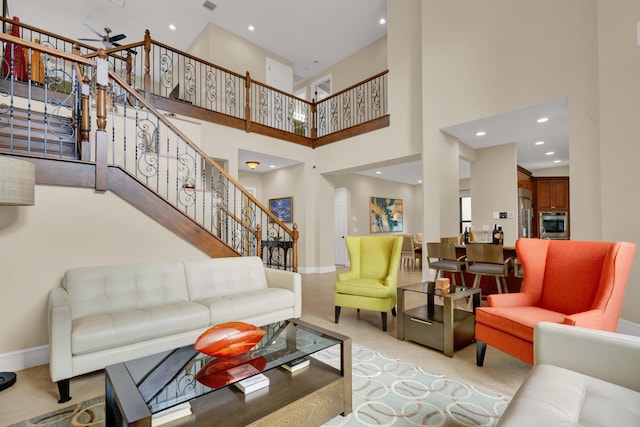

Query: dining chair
465;243;511;294
426;242;466;286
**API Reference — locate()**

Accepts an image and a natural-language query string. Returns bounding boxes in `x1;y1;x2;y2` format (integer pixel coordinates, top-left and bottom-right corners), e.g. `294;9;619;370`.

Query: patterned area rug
319;344;508;426
9;344;508;427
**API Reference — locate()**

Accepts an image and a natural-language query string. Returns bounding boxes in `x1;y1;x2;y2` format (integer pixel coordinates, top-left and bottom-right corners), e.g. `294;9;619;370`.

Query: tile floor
0;265;530;425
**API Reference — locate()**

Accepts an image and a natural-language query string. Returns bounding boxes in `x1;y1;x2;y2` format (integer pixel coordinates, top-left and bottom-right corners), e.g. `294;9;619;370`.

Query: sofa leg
334;306;341;324
57;379;71;404
381;312;387;332
476;341;487;367
391;307;397;317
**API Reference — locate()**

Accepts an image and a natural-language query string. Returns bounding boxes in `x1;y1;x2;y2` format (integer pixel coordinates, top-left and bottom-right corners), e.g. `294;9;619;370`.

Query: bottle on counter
492;224;499;244
497;226;504;245
463;227;470;244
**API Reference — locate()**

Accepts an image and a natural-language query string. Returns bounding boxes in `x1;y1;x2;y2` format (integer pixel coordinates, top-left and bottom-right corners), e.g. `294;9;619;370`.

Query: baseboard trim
0;345;48;372
298;265;336;274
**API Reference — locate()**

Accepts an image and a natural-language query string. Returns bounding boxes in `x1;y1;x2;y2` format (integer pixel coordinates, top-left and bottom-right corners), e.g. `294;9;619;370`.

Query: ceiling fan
79;24;127;49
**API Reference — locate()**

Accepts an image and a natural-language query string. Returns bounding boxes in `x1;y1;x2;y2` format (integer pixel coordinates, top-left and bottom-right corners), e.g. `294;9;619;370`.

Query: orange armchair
476;238;636;366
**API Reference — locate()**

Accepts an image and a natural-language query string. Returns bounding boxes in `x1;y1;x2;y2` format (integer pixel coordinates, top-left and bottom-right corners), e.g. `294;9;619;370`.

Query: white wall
597;0;640;325
0;187;207;355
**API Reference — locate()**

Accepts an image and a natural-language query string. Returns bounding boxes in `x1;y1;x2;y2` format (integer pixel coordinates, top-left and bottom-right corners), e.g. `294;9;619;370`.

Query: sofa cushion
198;288;295;325
71;301;210;355
498;364;640;426
184;257;269;300
63;261;190;320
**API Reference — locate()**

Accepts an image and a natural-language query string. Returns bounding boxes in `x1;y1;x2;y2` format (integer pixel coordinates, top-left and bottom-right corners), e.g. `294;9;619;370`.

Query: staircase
0;106;78;159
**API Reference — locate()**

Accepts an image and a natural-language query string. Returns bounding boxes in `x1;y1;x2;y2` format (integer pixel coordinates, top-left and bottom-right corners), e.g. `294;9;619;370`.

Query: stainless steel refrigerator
518;188;533;238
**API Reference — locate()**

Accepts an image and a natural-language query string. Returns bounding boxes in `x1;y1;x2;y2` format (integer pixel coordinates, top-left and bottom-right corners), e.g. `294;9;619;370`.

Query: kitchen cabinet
517;166;534;192
536;177;569;211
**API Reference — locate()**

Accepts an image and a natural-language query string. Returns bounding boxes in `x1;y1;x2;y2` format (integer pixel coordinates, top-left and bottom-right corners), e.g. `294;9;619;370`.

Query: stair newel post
292;223;299;273
256;224;262;258
143;29;151;101
126;51;133;86
94;49;108;191
245;71;251;133
80;74;91;161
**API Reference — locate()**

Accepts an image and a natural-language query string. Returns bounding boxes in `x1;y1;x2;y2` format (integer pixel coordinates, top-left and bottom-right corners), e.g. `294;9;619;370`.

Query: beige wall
422;0;600;247
0;187;207;354
597;0;640;324
326;174;423;239
470;144;519;245
296;36;388;98
188;22;293;83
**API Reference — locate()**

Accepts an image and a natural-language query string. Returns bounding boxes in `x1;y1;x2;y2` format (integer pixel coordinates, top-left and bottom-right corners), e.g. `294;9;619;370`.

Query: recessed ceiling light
169;24;176;31
248;25;255;31
537;117;549;123
545;151;555;156
375;171;382;175
269;165;276;168
418;180;423;184
379;18;386;25
535;141;545;145
553;160;561;163
476;131;486;136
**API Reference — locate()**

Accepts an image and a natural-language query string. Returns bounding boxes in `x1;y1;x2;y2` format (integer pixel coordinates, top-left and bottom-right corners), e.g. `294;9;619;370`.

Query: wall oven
539;212;569;239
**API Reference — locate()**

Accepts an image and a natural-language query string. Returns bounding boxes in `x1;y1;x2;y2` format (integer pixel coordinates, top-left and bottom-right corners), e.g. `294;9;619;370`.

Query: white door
266;58;292;93
334;187;348;265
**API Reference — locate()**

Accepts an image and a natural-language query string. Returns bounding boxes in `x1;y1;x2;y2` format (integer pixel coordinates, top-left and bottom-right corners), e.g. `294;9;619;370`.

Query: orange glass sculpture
195;356;267;389
194;322;266;358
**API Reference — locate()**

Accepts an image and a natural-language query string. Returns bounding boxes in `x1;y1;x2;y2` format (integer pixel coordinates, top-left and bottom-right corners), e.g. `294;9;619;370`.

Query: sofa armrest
534;322;640;392
264;268;302;318
48;287;73;382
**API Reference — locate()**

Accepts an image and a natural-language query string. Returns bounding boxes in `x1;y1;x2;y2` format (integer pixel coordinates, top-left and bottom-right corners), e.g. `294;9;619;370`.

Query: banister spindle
144;29;151;101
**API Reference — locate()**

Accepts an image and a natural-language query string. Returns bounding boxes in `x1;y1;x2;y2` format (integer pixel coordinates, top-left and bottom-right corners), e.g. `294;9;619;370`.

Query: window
460;196;472;233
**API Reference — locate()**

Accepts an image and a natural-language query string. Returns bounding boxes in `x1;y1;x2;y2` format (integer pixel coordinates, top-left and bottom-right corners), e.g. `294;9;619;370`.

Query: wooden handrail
149;37;246;81
320;69;389;101
0;33;96;67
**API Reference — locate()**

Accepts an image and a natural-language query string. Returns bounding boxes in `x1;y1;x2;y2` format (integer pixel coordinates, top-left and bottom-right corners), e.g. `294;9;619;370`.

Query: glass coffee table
105;319;351;426
397;281;481;357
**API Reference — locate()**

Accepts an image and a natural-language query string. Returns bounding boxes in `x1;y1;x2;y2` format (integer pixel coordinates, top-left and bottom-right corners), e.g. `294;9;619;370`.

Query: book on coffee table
281;357;310;373
151;402;191;426
235;373;270;394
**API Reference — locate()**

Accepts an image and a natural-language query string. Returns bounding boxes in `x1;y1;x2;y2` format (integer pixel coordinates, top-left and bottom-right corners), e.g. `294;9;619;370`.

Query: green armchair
334;235;403;331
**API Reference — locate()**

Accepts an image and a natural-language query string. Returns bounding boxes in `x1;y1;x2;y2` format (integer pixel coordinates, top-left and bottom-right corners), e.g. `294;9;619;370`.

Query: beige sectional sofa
498;322;640;426
48;256;301;403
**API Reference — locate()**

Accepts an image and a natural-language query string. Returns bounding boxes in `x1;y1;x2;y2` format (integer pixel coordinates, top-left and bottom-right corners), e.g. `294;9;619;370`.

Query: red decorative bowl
194;322;266;358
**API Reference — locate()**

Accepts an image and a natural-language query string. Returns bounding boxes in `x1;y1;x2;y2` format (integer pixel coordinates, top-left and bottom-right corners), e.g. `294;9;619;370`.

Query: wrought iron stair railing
0;32;298;271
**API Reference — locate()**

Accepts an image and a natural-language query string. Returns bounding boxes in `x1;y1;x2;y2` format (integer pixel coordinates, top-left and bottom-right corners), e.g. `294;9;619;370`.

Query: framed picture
370;197;403;233
269;197;293;222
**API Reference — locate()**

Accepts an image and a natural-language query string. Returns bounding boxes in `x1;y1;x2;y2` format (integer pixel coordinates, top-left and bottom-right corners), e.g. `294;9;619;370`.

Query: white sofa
48;256;301;403
498;322;640;426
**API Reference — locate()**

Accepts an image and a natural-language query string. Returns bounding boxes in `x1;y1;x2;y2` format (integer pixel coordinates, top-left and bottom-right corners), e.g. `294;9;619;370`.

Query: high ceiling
9;0;568;183
10;0;387;84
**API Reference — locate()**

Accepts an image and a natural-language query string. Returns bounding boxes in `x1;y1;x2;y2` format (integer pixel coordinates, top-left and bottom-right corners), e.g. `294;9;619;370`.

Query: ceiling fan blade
109;34;126;43
84;23;104;38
